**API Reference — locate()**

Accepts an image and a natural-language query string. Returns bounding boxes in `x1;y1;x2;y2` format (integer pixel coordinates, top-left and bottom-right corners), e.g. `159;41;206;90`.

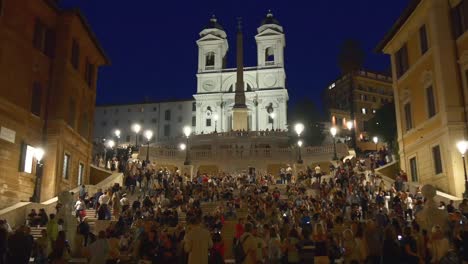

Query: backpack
234;235;250;263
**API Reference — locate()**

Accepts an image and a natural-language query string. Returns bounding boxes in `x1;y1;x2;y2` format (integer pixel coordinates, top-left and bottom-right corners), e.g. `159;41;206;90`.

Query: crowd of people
1;147;468;264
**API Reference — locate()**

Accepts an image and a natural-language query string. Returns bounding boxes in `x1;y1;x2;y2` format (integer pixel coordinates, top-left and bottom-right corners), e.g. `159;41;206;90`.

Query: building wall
0;0;108;208
326;70;393;150
381;0;468;196
93;100;195;145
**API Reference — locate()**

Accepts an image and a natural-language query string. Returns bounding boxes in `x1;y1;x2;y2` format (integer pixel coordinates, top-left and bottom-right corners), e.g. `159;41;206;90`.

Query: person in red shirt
235;218;245;240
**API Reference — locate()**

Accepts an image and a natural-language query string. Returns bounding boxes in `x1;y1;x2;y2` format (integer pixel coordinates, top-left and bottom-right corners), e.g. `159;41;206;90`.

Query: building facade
194;12;289;133
377;0;468;197
324;70;393;150
93;99;195;144
0;0;109;208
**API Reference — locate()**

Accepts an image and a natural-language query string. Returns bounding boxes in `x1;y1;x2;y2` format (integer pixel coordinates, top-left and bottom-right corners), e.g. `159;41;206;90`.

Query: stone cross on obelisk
232;17;249;131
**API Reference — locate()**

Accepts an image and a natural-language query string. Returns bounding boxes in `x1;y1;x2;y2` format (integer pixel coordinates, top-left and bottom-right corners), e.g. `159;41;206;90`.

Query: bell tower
196;15;228;73
255;10;285;68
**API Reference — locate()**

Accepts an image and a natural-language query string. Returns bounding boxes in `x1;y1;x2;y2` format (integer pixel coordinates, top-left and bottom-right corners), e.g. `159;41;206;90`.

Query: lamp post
330;127;338;160
373;136;379;152
269;112;276;130
31;147;45;203
179;143;186;151
294;123;305;164
183;126;192;165
346;120;353;130
456;140;468;198
214;114;219;133
144;130;153;165
132;123;141;147
297;140;303;164
114;129;121;147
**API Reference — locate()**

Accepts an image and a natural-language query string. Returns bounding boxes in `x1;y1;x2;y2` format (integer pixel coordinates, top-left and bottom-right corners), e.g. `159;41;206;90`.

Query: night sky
61;0;409;108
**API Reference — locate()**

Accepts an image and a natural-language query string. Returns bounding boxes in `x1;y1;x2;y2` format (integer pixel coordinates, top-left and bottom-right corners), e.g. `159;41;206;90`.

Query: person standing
46;214;59;246
183;214;213;264
314;164;322;184
240;222;257;264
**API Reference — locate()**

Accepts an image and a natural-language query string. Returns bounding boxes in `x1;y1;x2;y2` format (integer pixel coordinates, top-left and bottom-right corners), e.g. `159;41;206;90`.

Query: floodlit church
93;12;289;143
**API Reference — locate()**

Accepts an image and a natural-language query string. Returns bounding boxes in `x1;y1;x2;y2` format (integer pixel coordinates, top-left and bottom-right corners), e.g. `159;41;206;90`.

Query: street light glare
183;126;192;137
269;112;276;119
457;140;468;155
132;124;141;133
34;147;45;163
114;129;121;137
180;143;186;150
144;130;153;140
213;114;219;121
297;140;303;147
373;136;379;144
330;127;337;137
346;120;353;130
294;123;304;136
107;140;115;148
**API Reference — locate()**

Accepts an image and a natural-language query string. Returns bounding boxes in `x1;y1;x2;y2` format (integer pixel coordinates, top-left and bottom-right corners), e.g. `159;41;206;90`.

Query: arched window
247;83;252;91
205;52;215;70
265;47;275;65
228;84;233;92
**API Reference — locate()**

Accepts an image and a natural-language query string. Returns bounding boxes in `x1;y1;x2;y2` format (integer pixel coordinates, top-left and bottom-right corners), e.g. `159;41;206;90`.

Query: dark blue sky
61;0;408;107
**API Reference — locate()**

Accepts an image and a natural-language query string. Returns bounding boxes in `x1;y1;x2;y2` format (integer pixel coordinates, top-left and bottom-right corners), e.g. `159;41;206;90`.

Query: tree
366;102;397;148
288;99;325;146
337;39;365;149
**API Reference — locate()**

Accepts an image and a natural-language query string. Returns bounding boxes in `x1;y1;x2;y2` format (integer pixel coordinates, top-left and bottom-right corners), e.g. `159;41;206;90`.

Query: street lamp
132;123;141;147
330;127;338;160
269;112;276;130
183;126;192;165
179;143;187;151
346;120;353;130
31;147;45;203
297;140;303;164
144;130;153;165
114;129;121;146
456;140;468;198
373;136;379;152
104;140;115;168
294;123;304;137
214;114;219;133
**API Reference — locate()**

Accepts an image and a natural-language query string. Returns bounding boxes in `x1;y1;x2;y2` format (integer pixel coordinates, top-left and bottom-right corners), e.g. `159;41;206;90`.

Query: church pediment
197;34;224;43
255;28;283;37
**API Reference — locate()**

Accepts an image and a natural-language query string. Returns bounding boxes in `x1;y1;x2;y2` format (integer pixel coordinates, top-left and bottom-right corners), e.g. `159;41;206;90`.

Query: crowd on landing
1;148;468;263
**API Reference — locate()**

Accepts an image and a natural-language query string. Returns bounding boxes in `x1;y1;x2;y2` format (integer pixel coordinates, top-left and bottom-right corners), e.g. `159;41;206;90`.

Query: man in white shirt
120;194;130;211
98;191;110;205
314;164;322;184
404;194;414;221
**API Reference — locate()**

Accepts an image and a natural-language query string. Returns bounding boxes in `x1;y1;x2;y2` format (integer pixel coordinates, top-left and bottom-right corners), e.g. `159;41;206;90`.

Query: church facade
193;12;289;134
93;12;289;143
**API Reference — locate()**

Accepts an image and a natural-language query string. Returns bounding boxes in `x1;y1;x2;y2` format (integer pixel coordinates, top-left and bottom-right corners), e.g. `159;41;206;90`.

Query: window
192;102;196;112
113;120;119;126
361;108;367;114
128;108;131;112
126;135;130;142
115;108;119;113
153;107;157;112
206;119;212;127
205;52;215;69
151;118;157;124
395;44;409;78
68;98;76;128
192;116;196;126
409;157;418;182
33;19;55;57
101;121;107;127
71;39;80;70
419;25;428;54
103;110;107;115
426;85;436;118
164;124;170;137
164;110;171;121
80;113;89;138
404;102;413;131
84;59;95;87
19;144;36;173
63;153;70;179
265;47;275;65
432;145;443;174
452;1;468;38
178;116;182;123
78;163;84;185
31;82;42;116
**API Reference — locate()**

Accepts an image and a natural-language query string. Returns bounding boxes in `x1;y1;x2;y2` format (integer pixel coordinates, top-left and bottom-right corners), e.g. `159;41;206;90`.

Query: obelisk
232;18;249;131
